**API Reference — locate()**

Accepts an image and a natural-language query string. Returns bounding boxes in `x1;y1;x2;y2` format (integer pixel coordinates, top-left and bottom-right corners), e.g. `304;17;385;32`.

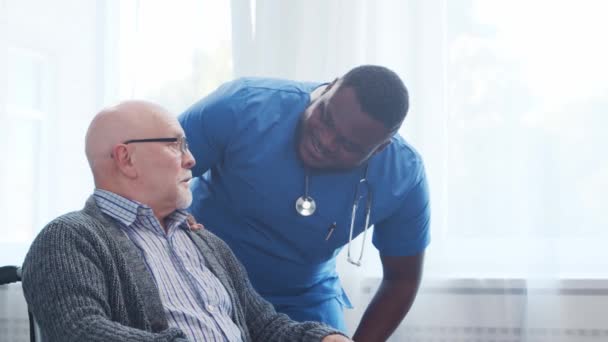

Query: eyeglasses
123;137;190;154
347;177;372;267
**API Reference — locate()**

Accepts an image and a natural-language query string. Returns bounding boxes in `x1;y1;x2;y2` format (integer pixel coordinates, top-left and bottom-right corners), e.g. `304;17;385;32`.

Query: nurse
179;65;430;341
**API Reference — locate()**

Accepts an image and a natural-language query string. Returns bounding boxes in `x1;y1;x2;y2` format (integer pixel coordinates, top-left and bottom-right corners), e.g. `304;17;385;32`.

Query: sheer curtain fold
232;0;606;276
231;0;415;81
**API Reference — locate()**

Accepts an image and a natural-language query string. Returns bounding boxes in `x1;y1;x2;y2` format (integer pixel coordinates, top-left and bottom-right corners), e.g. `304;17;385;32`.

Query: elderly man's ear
112;144;138;178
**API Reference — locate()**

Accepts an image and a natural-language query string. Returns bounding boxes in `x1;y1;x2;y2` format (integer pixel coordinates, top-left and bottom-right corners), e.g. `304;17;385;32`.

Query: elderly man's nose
183;150;196;168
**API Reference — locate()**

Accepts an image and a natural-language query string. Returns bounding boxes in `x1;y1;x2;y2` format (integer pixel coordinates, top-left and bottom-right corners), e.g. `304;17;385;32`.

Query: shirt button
207;304;215;312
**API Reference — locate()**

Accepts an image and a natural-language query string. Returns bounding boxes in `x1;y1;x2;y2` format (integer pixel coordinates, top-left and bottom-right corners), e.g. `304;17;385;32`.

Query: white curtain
230;0;608;340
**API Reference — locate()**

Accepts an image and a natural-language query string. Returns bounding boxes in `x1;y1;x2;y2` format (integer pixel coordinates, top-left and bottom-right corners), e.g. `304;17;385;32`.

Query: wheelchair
0;265;40;342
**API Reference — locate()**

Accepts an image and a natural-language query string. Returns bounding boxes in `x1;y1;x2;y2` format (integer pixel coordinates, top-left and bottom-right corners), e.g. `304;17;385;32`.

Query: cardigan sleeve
22;218;189;342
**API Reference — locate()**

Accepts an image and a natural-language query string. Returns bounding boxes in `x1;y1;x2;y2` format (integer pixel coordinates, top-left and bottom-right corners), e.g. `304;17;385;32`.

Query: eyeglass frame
347;177;372;267
123;137;190;154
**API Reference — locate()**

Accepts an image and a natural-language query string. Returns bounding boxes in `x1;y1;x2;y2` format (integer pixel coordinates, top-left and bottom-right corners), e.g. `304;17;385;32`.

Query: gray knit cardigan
22;197;342;341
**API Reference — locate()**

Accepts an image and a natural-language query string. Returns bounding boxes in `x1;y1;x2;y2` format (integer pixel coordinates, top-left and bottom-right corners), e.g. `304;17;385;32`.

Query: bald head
84;100;196;222
85;100;174;182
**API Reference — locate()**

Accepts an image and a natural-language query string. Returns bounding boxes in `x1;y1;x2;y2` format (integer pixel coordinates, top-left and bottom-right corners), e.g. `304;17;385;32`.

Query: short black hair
340;65;409;131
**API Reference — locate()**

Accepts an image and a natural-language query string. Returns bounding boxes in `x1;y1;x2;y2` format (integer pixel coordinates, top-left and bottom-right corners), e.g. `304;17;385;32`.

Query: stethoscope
295;165;372;266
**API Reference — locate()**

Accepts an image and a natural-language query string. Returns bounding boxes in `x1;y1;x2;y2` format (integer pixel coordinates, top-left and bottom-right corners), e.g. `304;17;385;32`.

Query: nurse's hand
186;214;205;231
321;334;352;341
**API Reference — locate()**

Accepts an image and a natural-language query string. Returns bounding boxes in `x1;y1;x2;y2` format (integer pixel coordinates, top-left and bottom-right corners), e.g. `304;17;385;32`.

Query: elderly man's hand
321;334;352;342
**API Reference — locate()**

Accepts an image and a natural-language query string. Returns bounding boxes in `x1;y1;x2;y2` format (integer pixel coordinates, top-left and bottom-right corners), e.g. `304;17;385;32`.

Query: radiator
394;325;608;341
0;283;29;342
344;277;608;342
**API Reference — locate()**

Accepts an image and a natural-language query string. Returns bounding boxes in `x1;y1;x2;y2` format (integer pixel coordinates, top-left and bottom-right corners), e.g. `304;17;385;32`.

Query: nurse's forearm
352;278;419;341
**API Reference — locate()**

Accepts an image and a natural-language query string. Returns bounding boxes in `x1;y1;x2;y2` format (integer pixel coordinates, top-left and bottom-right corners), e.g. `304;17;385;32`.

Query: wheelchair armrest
0;265;21;285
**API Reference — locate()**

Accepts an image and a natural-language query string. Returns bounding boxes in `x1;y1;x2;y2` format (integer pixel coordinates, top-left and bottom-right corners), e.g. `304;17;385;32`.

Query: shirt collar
93;189;190;232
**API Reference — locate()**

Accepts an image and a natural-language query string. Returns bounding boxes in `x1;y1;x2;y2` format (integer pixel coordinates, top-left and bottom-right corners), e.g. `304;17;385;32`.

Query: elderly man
22;101;350;342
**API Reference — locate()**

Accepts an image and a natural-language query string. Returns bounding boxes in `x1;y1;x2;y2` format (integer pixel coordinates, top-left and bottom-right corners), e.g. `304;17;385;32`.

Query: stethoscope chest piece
295;196;316;216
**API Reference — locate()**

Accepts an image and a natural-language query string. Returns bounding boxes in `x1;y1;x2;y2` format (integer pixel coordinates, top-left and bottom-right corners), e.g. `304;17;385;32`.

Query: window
1;49;47;245
0;0;233;265
425;0;608;278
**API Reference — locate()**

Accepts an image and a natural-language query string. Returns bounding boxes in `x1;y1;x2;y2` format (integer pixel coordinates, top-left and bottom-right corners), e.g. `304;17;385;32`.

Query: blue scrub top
179;77;430;310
